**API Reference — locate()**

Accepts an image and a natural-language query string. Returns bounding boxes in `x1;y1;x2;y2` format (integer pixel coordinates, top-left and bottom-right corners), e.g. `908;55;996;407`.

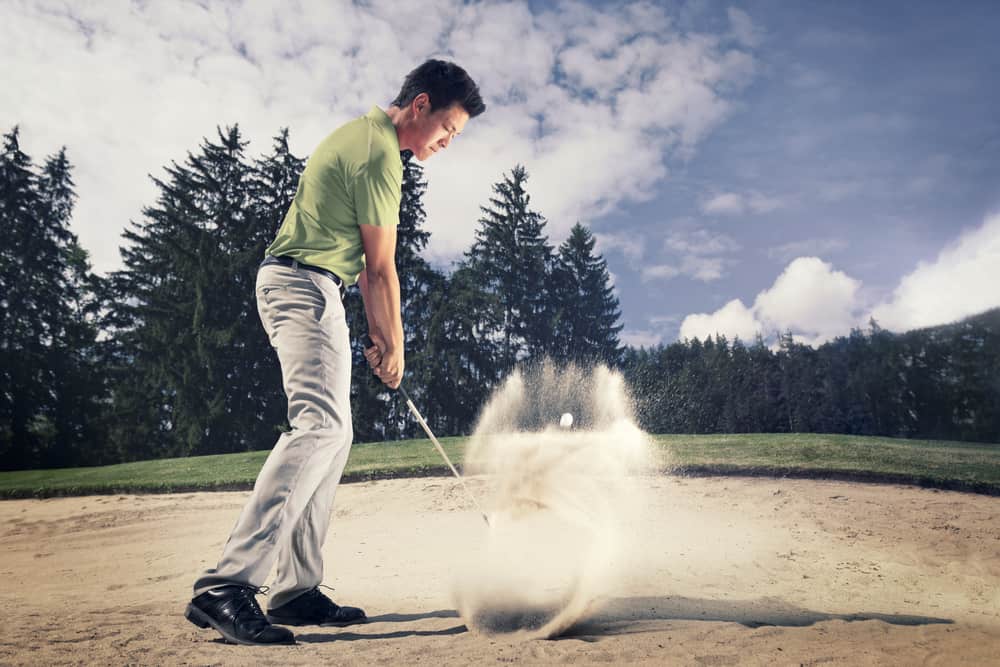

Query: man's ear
413;92;431;114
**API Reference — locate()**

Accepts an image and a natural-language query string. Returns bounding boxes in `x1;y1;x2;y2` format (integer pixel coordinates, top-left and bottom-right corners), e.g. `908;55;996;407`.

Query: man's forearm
357;269;382;341
359;265;403;351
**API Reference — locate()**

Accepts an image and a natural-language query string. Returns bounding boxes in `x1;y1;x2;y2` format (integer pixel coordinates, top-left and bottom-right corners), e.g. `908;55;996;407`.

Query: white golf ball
559;412;574;429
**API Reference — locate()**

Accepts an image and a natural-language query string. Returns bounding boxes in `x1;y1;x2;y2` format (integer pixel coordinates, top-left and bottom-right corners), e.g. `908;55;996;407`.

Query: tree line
1;125;997;470
624;314;999;443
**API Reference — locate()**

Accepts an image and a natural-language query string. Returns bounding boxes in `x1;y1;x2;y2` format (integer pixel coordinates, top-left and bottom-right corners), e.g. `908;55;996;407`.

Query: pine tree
107;125;273;459
0;128;48;469
35;148;107;467
550;223;623;366
0;129;105;469
462;164;553;375
424;265;501;434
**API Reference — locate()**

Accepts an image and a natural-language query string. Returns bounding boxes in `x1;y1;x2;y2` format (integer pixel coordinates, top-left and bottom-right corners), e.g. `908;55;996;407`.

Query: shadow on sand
295;609;467;643
287;597;953;643
561;595;953;639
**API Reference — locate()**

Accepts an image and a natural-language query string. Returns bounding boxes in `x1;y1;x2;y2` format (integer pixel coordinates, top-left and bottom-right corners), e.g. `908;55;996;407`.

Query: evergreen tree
462;164;553;374
107;125;275;459
550;223;623;366
0;127;44;468
0;129;105;469
424;265;502;434
35;149;107;467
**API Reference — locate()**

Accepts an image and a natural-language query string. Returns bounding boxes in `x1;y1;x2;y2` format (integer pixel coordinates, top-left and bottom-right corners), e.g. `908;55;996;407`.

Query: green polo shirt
266;106;403;286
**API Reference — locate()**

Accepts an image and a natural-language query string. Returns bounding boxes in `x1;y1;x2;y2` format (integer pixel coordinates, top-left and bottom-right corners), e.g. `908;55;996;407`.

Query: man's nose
439;135;451;149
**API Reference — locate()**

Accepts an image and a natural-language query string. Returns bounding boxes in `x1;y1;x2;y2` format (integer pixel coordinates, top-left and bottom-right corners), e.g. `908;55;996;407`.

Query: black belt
261;255;345;295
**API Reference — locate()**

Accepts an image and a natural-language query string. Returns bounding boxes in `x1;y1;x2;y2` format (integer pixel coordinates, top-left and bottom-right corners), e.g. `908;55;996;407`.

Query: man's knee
286;421;350;449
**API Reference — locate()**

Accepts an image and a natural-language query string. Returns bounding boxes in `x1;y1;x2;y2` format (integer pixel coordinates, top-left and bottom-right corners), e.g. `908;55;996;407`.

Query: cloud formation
678;256;860;345
2;0;756;273
701;190;784;216
676;213;1000;345
641;227;740;282
869;213;1000;331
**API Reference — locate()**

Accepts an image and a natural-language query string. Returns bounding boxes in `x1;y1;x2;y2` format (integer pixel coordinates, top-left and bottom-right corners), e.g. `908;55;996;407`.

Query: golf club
362;334;490;526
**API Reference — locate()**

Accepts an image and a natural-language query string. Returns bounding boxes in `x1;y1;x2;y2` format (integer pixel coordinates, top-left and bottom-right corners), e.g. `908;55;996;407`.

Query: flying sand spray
364;337;654;638
454;361;656;638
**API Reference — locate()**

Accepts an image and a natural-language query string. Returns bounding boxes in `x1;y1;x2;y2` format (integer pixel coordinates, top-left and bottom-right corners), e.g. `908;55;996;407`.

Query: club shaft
399;387;490;526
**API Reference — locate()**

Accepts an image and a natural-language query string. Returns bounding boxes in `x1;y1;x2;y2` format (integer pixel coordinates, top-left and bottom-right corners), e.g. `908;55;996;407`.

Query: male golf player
185;59;485;646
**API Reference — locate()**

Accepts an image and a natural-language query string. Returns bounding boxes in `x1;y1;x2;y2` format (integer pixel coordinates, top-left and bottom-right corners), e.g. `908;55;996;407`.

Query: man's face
409;96;470;162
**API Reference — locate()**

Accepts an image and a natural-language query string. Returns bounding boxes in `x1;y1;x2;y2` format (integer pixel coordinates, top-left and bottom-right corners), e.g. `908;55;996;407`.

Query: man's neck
383;105;408;151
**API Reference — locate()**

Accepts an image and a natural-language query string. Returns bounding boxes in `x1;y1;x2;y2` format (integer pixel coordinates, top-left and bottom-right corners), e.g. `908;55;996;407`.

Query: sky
4;0;1000;348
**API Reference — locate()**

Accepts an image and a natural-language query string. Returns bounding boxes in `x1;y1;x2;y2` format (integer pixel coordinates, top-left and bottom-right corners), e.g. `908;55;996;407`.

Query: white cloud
682;256;726;282
642;264;681;281
642;255;726;283
702;190;784;216
702;192;743;215
869;213;1000;331
753;257;862;341
0;0;756;273
641;227;739;282
679;257;861;345
664;228;741;255
620;329;664;348
679;298;762;342
675;213;1000;346
594;232;645;262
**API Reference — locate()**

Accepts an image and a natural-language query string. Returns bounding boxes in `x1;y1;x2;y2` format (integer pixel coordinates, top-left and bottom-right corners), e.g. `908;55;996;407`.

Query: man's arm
359;223;404;389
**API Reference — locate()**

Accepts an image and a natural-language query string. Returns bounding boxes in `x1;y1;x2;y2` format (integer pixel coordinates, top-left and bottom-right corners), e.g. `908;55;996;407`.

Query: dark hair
392;59;486;118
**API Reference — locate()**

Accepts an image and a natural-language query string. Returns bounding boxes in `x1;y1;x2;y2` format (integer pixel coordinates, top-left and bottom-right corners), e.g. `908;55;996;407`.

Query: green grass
0;433;997;499
659;433;1000;494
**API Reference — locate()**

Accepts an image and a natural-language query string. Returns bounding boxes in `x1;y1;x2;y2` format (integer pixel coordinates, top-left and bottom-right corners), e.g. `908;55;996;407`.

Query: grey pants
193;262;353;609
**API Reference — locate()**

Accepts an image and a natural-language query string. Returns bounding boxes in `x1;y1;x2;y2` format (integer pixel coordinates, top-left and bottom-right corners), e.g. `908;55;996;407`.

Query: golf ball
559;412;574;429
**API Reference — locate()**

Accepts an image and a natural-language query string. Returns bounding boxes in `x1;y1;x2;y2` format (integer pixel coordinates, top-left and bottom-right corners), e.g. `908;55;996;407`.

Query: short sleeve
353;151;401;228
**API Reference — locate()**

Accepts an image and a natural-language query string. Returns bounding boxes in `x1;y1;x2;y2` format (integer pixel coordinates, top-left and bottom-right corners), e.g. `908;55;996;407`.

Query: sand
1;475;998;666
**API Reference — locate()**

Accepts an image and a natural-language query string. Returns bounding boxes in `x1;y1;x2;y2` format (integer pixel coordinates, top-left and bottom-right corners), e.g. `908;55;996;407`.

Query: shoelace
301;584;341;610
231;585;270;619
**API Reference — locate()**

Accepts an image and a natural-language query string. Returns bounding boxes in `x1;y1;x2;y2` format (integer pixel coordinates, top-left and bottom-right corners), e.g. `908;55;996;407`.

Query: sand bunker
453;362;657;638
2;476;999;664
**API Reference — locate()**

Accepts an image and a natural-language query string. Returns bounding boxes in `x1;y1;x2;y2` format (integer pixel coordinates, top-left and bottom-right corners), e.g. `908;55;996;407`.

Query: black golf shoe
266;587;368;627
185;585;295;646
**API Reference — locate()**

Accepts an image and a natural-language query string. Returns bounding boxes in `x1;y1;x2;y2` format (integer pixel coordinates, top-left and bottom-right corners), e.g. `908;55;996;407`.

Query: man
185;59;485;646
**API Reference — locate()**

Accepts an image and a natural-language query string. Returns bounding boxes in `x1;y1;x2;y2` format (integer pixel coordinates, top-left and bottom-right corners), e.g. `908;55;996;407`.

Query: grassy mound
0;433;996;499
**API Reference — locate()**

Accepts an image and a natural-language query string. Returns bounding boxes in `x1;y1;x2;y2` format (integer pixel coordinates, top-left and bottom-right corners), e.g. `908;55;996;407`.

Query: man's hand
363;333;404;389
364;333;384;370
375;344;404;390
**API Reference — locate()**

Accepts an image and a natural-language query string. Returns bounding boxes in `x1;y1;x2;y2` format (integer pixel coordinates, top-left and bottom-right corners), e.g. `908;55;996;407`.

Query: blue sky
4;0;999;348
